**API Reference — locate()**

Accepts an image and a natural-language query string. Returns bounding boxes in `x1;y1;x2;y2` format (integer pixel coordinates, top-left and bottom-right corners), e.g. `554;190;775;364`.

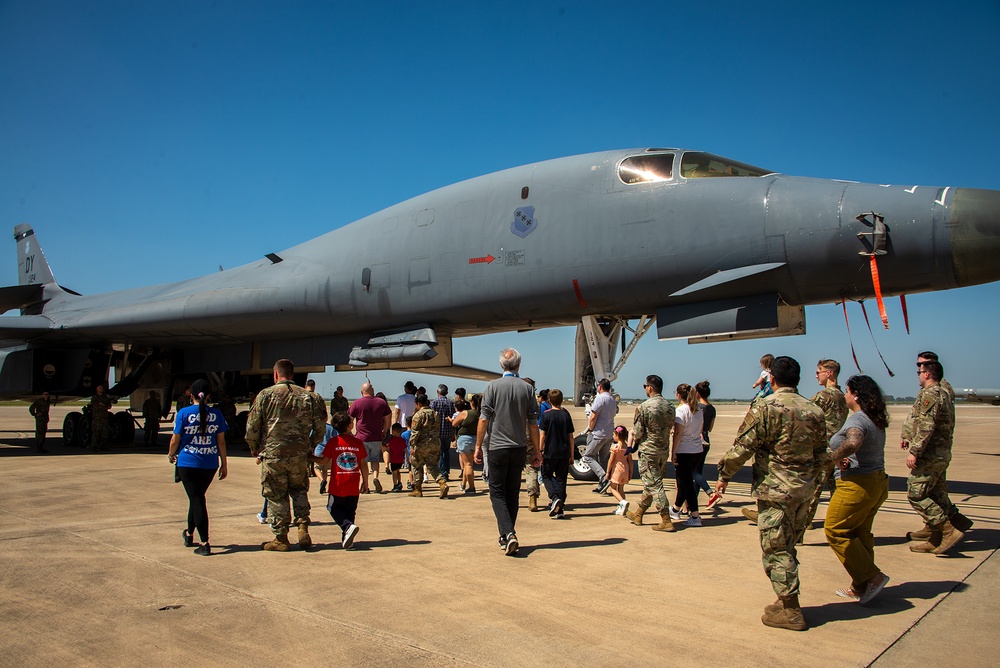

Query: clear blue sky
2;1;998;401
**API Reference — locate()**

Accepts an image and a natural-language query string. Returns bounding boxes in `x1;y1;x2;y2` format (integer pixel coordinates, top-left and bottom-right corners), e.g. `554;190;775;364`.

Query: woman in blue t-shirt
168;379;228;556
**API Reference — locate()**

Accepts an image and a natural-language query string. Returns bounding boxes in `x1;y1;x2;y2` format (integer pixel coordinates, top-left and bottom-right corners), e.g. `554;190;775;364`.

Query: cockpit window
680;152;773;178
618;154;674;184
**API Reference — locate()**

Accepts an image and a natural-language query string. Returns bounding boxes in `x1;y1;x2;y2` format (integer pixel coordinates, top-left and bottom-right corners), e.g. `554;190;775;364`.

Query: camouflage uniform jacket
308;391;328;423
939;378;955;406
810;385;849;441
89;393;114;423
29;397;51;422
246;380;325;459
142;397;162;421
901;384;954;461
409;406;440;452
717;387;827;503
330;395;350;415
632;394;675;456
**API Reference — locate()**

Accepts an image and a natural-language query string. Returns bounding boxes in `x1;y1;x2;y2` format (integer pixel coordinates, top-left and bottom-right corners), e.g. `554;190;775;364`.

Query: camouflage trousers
143;419;159;446
34;419;48;448
800;459;837;540
261;455;310;537
524;462;540;497
636;451;670;513
410;445;444;483
90;418;109;450
758;498;811;599
907;458;956;529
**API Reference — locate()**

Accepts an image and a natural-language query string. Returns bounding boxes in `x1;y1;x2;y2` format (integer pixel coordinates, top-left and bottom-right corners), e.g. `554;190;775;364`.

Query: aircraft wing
0;315;53;339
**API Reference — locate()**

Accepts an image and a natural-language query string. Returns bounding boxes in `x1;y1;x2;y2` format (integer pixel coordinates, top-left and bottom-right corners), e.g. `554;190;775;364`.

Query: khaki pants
824;471;889;590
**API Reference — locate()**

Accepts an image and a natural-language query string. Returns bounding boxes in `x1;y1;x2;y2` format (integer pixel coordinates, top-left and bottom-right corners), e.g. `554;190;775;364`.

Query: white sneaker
683;515;702;527
668;506;681;521
342;524;360;549
613;500;629;516
256;512;267;524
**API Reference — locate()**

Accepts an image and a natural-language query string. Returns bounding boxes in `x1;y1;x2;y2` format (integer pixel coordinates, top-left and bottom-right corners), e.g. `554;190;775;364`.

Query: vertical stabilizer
14;224;57;287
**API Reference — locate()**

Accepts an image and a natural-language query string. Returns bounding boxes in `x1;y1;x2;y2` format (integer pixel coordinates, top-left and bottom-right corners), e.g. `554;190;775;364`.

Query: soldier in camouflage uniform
407;393;450;498
330;385;350;415
624;375;676;532
88;384;115;452
799;359;850;541
214;392;238;439
715;356;826;631
903;359;969;554
28;391;53;453
142;391;164;447
304;380;327;478
917;351;954;402
246;359;326;551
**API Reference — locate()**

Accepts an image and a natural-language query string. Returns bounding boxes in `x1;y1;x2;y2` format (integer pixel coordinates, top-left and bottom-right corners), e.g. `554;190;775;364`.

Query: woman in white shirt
669;384;705;527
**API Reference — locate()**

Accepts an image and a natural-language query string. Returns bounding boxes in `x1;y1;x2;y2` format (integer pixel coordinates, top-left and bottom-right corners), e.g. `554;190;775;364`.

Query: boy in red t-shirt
386;423;407;492
320;412;369;548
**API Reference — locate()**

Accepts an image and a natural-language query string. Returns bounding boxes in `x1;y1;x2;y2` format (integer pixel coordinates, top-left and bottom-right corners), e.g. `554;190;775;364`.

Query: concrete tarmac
1;403;997;667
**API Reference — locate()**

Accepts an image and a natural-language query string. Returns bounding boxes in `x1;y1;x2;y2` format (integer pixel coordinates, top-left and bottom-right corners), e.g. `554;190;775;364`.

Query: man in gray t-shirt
584;379;617;493
475;348;540;556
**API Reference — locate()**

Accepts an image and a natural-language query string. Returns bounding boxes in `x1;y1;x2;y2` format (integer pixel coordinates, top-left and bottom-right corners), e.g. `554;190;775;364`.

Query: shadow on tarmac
805;580;969;627
515;536;626;556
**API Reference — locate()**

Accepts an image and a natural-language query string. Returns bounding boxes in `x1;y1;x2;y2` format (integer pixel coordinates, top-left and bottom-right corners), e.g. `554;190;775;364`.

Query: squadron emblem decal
511;206;537;238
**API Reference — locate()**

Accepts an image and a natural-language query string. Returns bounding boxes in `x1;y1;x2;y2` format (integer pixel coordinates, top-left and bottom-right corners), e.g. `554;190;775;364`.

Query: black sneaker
549;498;563;518
504;533;519;556
319;480;327;495
595;478;611;494
342;524;359;549
193;543;211;556
182;529;194;548
498;535;508;550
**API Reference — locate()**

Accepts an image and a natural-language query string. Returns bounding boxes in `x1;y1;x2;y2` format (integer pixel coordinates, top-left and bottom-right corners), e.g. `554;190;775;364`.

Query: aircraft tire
568;433;598;481
62;412;82;447
113;412;136;444
78;415;92;448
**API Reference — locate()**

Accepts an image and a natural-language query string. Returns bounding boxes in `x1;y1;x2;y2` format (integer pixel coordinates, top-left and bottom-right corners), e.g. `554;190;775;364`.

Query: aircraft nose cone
950;188;1000;287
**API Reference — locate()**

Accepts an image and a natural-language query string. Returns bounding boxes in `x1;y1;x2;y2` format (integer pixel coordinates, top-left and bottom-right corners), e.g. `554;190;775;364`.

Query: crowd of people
31;345;964;631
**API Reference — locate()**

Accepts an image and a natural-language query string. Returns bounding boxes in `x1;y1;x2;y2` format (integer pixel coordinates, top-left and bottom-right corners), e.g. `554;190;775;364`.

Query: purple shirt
348;395;391;442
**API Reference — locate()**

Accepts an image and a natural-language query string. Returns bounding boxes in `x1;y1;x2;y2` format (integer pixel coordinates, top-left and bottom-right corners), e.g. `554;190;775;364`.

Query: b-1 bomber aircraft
1;148;998;446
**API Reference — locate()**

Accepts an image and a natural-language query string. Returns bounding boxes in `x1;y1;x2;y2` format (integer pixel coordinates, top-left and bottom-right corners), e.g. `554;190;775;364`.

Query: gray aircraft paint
1;148;998;398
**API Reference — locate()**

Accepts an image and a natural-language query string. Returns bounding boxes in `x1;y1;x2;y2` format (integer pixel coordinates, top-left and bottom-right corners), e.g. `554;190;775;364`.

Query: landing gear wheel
62;412;82;447
568;434;598;481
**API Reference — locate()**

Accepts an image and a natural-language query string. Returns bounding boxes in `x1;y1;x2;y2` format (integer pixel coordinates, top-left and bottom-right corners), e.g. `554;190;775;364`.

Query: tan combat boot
764;599;783;614
528;494;538;511
742;507;759;524
909;529;943;553
408;482;423;497
652;510;676;532
931;520;964;555
438;480;450;499
297;524;312;549
906;524;933;541
625;505;646;526
761;595;807;631
262;534;291;551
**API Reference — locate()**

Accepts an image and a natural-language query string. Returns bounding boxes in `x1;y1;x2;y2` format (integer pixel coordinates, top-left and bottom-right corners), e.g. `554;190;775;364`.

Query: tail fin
15;224;57;287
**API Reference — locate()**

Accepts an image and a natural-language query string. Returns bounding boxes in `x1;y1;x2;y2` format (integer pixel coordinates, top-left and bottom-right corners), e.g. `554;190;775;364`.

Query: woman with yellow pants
825;375;891;605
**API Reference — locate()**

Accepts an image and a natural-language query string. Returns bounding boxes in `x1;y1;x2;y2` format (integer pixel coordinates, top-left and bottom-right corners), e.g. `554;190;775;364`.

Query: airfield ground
1;403;997;667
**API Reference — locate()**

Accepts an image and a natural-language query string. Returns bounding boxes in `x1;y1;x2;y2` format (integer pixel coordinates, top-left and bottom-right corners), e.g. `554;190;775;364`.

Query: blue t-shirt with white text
174;405;228;469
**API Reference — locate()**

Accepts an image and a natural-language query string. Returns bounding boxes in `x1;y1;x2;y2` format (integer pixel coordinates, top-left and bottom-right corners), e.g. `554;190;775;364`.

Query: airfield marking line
3;513;479;667
868;545;1000;667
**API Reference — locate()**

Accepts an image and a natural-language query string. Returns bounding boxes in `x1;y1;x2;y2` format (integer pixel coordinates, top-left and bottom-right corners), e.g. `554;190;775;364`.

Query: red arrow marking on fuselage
469;254;495;264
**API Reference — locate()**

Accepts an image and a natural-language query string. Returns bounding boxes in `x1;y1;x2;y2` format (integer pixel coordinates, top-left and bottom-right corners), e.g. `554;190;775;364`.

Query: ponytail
676;383;698;413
